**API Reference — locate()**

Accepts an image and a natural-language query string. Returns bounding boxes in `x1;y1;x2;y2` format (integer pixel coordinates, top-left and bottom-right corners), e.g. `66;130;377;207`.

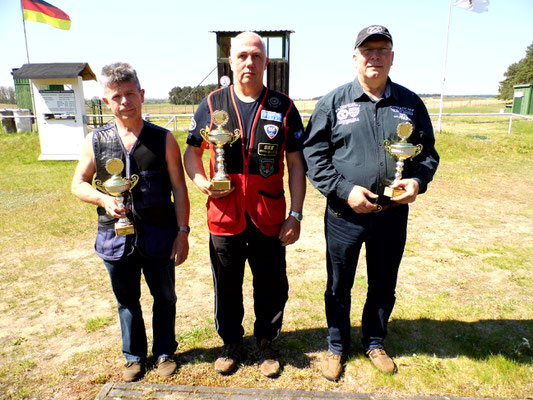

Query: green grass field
0;101;531;399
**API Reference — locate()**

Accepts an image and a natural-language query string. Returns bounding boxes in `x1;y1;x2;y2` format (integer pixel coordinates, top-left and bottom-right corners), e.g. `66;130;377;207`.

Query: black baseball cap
354;25;393;49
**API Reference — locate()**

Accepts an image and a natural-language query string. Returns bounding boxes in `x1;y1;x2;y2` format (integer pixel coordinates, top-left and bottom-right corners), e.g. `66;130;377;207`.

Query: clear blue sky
1;0;531;100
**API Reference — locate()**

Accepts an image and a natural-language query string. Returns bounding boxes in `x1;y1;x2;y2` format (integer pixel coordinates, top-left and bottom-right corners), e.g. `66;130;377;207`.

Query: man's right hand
102;195;128;219
347;185;379;214
196;178;235;198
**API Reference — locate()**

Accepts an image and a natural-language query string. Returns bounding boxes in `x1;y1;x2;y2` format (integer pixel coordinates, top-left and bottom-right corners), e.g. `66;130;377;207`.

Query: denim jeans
324;201;408;356
104;250;177;362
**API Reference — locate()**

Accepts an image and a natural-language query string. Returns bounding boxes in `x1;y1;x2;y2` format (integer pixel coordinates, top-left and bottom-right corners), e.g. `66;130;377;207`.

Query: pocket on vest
256;191;286;227
207;193;239;227
94;228;127;261
137;170;167;208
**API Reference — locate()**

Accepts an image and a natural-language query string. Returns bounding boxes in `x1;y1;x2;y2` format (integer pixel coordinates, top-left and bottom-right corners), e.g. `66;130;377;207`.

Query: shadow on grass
177;318;532;369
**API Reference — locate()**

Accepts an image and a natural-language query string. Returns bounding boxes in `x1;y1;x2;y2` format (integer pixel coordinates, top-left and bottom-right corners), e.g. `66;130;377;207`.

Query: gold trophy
200;110;241;190
383;122;423;198
94;158;139;236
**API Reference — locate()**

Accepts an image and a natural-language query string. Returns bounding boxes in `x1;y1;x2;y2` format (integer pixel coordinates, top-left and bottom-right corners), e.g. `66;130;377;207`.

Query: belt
373;202;400;213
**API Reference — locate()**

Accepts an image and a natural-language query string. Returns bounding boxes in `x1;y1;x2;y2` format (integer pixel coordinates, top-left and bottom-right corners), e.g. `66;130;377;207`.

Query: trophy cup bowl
383;122;423;198
94;159;139;236
200;110;240;190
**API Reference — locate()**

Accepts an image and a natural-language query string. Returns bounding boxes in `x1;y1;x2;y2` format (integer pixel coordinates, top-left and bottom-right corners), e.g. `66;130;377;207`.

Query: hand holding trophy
383;122;423;198
94;158;139;235
200;110;241;190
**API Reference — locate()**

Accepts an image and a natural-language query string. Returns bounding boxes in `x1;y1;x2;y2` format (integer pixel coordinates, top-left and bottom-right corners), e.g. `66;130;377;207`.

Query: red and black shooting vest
206;86;294;236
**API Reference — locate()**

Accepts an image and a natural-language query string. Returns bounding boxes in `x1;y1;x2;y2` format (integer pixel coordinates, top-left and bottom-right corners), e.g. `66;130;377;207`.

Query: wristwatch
289;211;303;222
178;226;191;233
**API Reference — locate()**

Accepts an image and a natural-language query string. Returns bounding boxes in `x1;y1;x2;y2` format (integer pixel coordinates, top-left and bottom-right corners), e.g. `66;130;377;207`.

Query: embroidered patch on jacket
264;124;279;139
258;143;278;157
259;158;275;177
294;129;303;139
188;117;197;131
336;103;360;125
261;110;283;122
268;97;281;108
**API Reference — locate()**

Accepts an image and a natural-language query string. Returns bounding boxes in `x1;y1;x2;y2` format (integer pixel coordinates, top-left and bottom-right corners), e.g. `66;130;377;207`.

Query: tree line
0;86;16;104
498;42;533;100
168;84;219;105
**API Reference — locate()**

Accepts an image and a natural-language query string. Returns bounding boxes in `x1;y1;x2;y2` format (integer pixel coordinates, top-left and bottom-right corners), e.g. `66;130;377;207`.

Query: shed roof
12;63;96;81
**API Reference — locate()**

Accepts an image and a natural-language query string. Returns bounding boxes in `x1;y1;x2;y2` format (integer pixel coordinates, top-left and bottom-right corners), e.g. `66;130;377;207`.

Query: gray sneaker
123;361;144;382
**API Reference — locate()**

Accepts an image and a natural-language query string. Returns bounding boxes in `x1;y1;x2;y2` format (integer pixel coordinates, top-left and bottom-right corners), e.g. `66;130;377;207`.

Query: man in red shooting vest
184;31;306;378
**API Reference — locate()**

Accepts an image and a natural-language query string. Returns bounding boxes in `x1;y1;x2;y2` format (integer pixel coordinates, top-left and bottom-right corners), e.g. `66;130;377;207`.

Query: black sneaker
214;343;243;375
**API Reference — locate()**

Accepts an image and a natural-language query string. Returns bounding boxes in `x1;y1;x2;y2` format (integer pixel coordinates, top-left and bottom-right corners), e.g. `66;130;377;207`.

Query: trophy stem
212;146;232;190
114;195;135;236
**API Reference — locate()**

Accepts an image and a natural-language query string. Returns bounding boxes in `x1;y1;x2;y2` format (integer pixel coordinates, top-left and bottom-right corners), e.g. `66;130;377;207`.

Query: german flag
22;0;71;30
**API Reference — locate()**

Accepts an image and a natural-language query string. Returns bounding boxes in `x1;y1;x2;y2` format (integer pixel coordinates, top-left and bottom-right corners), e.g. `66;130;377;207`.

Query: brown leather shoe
214;343;243;375
156;356;177;377
321;351;344;382
123;361;144;382
366;348;398;374
258;339;280;378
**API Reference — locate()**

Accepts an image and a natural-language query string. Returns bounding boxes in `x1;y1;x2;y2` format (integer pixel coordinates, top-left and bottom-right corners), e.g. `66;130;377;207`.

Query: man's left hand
171;232;189;266
391;178;419;204
279;217;301;247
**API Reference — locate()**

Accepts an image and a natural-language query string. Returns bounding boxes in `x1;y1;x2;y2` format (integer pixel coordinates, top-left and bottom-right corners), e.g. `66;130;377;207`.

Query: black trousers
209;216;288;344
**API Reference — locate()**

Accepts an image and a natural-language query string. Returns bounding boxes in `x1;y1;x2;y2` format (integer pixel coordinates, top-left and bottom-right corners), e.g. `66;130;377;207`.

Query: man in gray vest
72;63;190;382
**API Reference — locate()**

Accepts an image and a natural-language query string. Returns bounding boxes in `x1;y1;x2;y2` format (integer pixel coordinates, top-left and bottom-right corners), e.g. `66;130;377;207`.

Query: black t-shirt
187;88;304;153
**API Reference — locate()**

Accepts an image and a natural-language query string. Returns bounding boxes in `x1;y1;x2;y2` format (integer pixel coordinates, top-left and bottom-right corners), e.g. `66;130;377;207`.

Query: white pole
437;0;453;133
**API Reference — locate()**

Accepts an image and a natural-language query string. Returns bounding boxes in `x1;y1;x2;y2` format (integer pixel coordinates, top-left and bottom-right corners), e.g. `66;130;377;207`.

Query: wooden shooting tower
212;30;293;95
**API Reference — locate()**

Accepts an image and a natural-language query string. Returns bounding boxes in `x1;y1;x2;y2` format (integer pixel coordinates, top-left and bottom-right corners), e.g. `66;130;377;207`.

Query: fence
2;111;533;135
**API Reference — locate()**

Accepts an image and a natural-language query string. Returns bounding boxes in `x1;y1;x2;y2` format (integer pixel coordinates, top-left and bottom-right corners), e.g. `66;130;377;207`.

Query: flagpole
19;0;39;134
19;0;31;63
437;0;453;133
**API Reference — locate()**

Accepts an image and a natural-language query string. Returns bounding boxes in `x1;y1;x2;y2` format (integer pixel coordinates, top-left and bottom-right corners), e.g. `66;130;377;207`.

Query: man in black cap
302;25;439;381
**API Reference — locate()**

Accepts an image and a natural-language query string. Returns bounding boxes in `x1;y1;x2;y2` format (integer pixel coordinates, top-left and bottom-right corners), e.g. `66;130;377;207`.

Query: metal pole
437;0;453;133
508;114;513;134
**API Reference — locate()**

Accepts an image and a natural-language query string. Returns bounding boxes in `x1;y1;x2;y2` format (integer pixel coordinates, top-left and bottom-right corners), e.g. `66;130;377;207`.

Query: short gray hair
100;62;141;90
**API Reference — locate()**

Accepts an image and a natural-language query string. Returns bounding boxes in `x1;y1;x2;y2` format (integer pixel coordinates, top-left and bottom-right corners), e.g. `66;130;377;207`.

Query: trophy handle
94;179;106;193
414;144;423;157
383;140;393;157
229;129;241;146
200;127;210;143
129;174;139;190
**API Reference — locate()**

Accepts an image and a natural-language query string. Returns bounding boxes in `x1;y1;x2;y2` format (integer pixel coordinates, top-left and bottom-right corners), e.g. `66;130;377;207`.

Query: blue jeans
324;200;408;356
104;250;177;362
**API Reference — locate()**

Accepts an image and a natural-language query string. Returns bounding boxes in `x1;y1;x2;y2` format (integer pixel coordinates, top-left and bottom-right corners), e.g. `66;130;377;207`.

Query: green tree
498;42;533;100
0;86;16;104
168;84;218;105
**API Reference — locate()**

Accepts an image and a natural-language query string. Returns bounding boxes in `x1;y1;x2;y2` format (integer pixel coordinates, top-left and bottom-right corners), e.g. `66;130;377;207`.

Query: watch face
291;211;303;221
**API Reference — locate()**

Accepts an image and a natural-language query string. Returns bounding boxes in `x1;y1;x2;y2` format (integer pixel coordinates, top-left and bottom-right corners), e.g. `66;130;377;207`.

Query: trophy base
383;186;406;198
115;224;134;236
212;180;232;190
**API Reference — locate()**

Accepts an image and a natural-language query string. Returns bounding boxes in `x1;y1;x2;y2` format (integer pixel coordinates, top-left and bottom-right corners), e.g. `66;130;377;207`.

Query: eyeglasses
358;47;393;57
